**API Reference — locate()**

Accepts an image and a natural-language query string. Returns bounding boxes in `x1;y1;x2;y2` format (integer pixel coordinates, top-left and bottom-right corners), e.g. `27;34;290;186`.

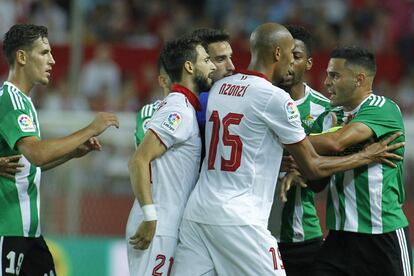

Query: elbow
128;157;137;172
128;154;145;173
329;142;347;154
24;153;48;167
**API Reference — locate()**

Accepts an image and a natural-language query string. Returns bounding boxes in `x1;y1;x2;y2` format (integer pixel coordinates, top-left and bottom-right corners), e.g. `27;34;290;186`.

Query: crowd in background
0;0;414;114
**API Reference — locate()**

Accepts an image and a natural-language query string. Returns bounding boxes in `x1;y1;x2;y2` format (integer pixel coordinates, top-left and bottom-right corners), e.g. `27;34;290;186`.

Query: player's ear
16;49;27;65
184;61;194;75
273;46;281;62
306;57;313;71
355;73;366;87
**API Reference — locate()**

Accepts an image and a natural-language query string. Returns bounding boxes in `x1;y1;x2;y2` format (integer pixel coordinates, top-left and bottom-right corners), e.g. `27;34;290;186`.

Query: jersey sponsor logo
17;114;36;132
285;101;299;122
161;112;182;133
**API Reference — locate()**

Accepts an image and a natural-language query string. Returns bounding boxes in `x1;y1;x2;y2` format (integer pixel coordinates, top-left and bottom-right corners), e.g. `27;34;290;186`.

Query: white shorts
126;205;177;275
172;219;286;276
126;234;177;276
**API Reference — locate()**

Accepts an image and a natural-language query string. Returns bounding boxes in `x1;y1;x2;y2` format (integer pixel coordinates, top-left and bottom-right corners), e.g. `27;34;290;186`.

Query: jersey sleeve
352;100;404;138
148;103;194;149
134;105;152;146
0;109;38;150
261;90;306;144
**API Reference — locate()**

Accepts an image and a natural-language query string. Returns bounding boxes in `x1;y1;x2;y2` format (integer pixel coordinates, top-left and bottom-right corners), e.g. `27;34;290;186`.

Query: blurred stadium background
1;0;414;275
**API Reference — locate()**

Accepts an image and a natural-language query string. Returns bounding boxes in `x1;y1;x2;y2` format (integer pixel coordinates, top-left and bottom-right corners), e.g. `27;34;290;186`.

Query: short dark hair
2;24;48;65
330;46;376;75
190;28;230;50
160;37;202;83
286;25;313;56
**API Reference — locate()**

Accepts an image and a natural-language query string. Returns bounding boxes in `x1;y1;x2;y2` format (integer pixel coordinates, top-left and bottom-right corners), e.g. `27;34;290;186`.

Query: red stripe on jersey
171;84;202;111
148;128;168;149
236;69;269;81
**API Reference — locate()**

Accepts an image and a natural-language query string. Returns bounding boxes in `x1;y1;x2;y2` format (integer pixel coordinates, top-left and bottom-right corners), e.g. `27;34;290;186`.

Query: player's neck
177;80;197;98
7;70;32;96
343;90;373;112
247;62;270;80
289;83;305;101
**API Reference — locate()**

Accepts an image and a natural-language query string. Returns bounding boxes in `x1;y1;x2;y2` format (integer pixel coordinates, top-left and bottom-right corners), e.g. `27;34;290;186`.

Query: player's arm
284;132;404;181
128;129;167;250
308;122;374;155
16;112;118;167
41;137;102;171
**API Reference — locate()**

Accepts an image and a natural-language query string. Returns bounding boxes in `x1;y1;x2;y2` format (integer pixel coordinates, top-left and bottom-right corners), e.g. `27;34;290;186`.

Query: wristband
142;204;157;221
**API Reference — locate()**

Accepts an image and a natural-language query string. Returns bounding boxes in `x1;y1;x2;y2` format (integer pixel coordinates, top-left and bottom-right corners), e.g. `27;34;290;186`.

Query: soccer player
307;46;412;276
268;25;329;276
0;155;23;179
172;23;404;276
126;37;216;275
134;58;171;147
191;28;235;132
0;24;119;275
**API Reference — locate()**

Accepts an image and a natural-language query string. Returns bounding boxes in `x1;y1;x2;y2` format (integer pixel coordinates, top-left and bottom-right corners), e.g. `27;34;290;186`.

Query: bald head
249;23;295;85
250;23;292;60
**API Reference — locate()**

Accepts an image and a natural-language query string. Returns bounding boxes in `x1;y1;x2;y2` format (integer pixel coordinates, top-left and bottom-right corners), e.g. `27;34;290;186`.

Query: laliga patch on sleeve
285;100;300;122
161;112;182;133
17;114;36;132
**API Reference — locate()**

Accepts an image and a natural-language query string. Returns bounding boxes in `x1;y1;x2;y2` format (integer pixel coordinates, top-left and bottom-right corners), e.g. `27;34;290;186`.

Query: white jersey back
183;70;305;227
129;85;201;238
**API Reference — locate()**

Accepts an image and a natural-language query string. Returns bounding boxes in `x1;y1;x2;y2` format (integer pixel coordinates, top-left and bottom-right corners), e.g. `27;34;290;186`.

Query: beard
194;69;212;93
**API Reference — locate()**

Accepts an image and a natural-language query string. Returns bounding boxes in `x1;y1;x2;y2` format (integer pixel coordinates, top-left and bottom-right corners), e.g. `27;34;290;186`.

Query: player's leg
279;237;323;276
311;231;347;276
126;202;177;275
0;236;53;276
349;227;412;276
127;234;177;276
202;224;286;276
171;219;215;276
1;236;31;276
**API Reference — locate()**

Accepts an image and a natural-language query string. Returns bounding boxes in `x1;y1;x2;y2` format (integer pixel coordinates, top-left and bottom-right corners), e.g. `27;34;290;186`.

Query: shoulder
362;94;400;112
305;84;330;104
137;100;160;120
0;83;24;113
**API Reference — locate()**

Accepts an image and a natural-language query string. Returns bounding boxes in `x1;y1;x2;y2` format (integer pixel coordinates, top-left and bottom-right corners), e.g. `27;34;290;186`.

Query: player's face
324;58;357;107
193;45;216;92
25;37;55;85
280;39;311;88
272;34;294;85
207;41;235;82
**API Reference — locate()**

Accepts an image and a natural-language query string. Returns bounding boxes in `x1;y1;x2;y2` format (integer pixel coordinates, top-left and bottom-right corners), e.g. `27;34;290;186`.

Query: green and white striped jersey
0;81;42;237
269;84;331;242
134;100;161;146
314;94;407;234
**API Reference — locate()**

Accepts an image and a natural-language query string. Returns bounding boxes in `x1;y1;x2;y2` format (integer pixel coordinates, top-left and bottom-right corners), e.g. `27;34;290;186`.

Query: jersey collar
236;69;269;81
171;84;202;111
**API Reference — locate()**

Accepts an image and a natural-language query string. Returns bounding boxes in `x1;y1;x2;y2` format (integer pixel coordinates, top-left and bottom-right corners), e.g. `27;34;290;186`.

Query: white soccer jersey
183;70;306;227
126;84;201;239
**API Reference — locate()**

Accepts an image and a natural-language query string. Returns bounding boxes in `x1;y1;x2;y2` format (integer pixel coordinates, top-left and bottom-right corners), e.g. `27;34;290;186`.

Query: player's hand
279;168;307;202
129;220;157;250
89;112;119;136
362;132;404;167
0;155;23;180
73;137;102;158
280;155;298;172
